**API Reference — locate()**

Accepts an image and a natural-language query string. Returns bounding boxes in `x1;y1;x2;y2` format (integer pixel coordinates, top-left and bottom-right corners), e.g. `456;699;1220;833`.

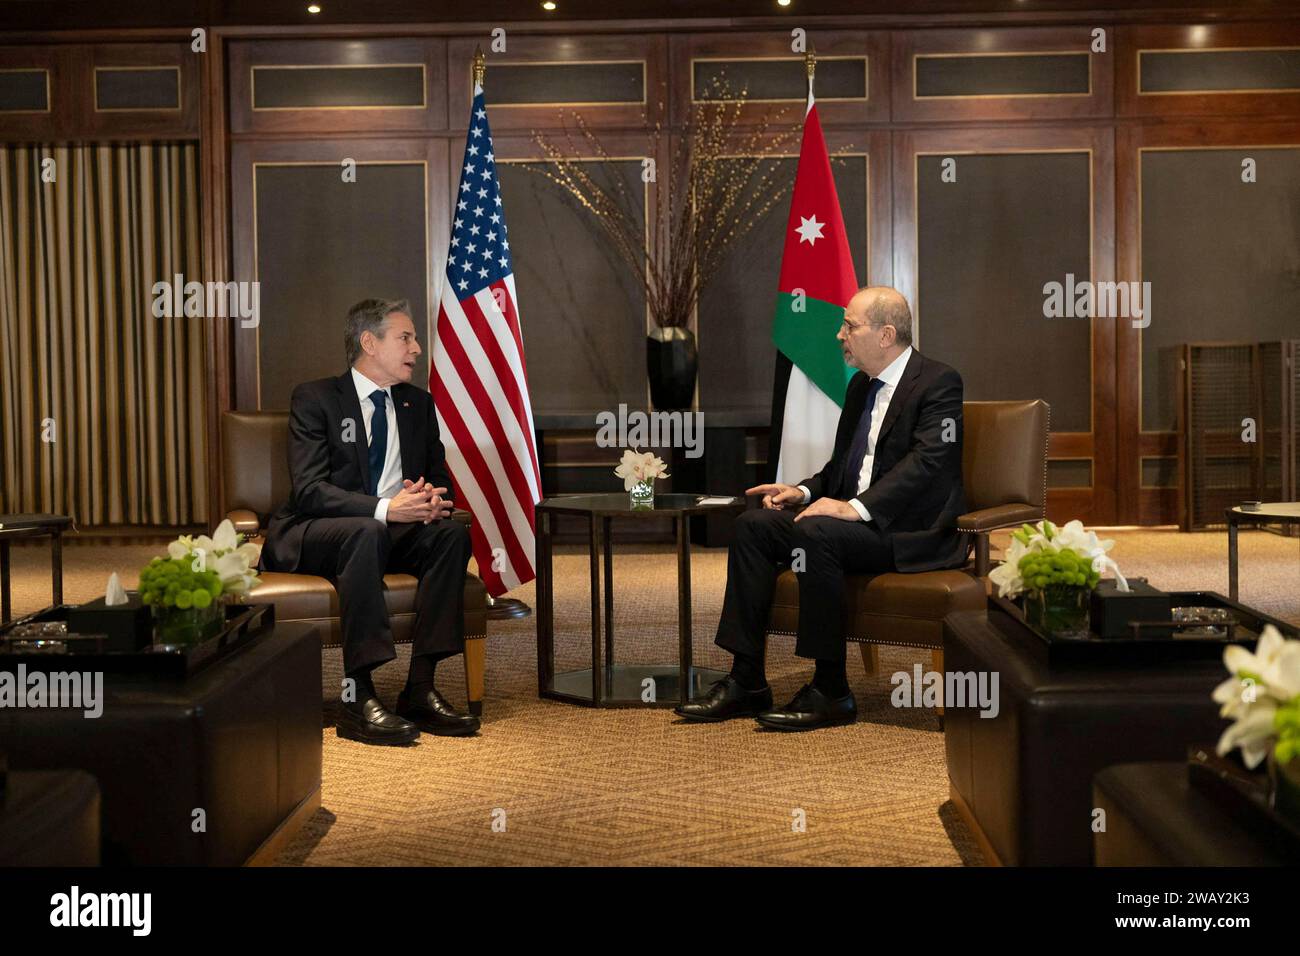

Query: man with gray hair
262;298;480;744
677;286;968;731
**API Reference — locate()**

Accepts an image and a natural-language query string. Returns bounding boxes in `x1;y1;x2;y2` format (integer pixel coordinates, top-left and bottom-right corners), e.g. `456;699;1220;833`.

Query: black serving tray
989;589;1298;666
1187;747;1300;861
0;602;275;679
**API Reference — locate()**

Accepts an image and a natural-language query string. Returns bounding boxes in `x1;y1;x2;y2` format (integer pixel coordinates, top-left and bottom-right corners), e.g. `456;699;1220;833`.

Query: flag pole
471;45;534;623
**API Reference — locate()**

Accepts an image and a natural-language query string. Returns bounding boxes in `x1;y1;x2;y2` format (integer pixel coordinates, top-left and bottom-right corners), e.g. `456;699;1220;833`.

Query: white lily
987;518;1128;598
209;519;240;554
613;448;670;490
1215;697;1279;769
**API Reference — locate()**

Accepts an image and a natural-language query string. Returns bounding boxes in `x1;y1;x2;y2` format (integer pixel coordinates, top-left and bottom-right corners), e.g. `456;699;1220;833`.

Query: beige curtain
0;143;207;527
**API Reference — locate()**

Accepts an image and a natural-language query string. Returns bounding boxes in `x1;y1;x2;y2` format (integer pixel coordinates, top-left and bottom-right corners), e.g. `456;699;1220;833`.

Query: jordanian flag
769;84;858;486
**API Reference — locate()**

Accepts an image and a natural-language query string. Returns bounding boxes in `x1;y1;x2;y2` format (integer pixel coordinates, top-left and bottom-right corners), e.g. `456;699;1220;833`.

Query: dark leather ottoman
943;607;1227;866
0;622;322;865
1093;762;1296;866
0;770;100;866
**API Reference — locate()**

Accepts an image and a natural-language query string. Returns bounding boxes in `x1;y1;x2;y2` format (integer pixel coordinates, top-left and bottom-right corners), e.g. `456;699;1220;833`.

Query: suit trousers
715;508;895;661
289;516;473;674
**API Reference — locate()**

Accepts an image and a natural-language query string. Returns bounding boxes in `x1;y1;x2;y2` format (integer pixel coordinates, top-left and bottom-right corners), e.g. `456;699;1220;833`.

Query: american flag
431;85;541;597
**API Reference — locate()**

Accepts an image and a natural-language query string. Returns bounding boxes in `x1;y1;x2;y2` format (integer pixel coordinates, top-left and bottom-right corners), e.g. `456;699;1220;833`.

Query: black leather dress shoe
337;696;420;746
755;683;857;731
396;687;481;737
674;676;773;723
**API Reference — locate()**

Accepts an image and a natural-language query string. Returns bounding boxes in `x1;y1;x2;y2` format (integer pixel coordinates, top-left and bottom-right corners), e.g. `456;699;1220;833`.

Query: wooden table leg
535;511;554;696
1228;517;1239;602
589;515;603;705
51;530;64;605
603;516;613;670
677;514;693;705
0;540;10;624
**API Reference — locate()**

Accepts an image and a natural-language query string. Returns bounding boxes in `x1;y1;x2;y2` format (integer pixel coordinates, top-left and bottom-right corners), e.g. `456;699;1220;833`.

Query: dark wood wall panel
251;162;430;409
1118;23;1300;118
915;151;1092;432
448;34;666;131
895;125;1116;523
915;52;1090;97
669;30;889;126
893;28;1113;122
1138;147;1300;433
228;37;446;134
229;137;446;410
0;67;48;110
0;41;197;140
1116;120;1300;525
252;64;426;109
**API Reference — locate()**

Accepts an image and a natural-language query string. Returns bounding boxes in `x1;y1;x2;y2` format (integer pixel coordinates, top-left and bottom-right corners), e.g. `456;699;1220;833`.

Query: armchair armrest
957;503;1044;577
226;509;261;535
957;503;1043;534
453;508;473;528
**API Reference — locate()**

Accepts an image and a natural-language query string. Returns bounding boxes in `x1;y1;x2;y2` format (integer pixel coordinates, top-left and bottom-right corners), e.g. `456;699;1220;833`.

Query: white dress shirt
799;346;913;523
351;367;403;524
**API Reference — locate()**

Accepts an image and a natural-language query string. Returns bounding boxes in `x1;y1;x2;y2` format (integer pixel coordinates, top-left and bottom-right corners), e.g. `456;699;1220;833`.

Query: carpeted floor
3;526;1298;865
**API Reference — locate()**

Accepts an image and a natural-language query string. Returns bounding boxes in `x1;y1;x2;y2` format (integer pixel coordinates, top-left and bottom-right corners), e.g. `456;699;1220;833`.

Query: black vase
646;327;698;411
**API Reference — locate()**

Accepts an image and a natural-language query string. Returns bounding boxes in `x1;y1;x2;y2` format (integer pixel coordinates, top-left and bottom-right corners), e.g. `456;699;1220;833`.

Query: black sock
812;658;849;697
729;652;767;690
346;665;377;704
406;651;450;696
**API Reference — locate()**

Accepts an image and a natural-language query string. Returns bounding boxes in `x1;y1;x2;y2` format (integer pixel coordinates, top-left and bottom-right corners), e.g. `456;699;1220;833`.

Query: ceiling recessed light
307;4;320;12
542;1;557;9
777;0;792;6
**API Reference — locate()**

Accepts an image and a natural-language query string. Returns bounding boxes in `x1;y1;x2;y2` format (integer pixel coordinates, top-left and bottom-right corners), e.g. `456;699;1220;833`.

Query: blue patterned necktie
837;377;886;499
367;389;388;496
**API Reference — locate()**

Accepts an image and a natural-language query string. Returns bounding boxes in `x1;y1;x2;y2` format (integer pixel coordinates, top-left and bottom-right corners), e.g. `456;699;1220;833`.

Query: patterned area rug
4;526;1297;865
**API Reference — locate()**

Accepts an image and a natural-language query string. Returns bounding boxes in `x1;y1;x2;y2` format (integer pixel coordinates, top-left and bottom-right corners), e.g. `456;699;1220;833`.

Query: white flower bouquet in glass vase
614;450;670;508
138;519;262;644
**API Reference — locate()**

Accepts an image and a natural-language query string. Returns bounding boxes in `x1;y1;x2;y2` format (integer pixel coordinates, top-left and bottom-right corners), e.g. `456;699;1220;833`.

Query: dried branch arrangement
529;78;799;329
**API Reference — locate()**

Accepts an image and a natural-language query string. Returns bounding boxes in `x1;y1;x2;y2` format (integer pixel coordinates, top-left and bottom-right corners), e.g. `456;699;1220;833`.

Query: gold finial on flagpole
804;48;816;81
473;45;486;92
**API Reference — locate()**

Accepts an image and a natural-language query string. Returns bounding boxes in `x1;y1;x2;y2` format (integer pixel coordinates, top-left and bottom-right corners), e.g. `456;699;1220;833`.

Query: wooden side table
0;513;72;623
1226;502;1300;601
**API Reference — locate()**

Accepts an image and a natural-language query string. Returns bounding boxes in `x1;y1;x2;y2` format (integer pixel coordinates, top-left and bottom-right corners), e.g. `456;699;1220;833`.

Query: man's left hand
793;497;859;522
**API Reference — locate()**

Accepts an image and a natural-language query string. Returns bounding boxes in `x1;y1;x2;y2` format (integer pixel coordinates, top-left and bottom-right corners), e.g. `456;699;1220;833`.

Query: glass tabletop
536;492;746;516
1229;502;1300;520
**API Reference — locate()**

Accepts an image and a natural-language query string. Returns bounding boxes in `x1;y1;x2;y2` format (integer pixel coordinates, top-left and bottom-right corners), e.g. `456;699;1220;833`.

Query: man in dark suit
676;286;967;731
261;298;479;745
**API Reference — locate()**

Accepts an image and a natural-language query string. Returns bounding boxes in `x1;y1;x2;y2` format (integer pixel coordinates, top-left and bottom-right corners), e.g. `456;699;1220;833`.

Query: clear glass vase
154;601;224;645
1023;585;1091;637
629;478;655;509
1270;751;1300;824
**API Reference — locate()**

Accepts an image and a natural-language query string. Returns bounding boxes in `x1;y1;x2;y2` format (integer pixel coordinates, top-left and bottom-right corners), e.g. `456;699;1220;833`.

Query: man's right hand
745;483;805;510
387;477;439;523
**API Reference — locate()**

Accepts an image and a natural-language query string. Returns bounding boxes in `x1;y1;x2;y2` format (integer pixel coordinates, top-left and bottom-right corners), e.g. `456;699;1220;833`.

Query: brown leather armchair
220;411;489;714
767;400;1050;695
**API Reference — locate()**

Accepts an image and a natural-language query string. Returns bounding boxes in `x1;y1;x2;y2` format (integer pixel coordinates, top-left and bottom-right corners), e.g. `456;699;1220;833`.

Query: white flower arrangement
163;519;261;598
1213;624;1300;770
613;449;670;490
987;519;1129;599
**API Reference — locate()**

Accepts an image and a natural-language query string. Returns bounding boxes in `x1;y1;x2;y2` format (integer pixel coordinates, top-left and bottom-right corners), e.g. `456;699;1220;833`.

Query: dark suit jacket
262;371;454;573
800;349;968;573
